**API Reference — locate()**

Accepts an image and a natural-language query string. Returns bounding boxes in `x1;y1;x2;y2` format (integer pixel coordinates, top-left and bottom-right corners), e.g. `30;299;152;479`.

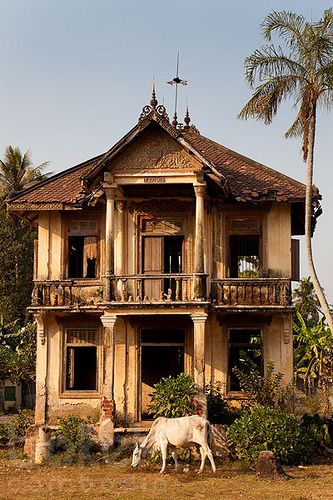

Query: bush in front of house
148;373;197;418
205;382;239;424
227;405;319;465
52;415;97;464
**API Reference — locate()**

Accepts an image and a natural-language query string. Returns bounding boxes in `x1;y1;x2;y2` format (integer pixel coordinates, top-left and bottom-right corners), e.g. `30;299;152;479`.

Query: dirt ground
1;450;333;500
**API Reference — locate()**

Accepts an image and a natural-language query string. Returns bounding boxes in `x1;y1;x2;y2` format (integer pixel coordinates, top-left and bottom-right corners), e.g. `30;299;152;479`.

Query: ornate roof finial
150;78;158;109
184;102;191;127
172;112;178;127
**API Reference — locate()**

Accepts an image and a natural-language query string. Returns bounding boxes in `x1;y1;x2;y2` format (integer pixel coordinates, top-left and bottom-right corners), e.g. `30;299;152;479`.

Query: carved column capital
103;184;118;199
101;315;117;329
191;313;208;324
193;184;206;198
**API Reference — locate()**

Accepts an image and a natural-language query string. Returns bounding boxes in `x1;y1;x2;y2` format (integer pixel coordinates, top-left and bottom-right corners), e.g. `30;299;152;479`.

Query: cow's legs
198;446;206;473
202;444;216;473
159;442;168;474
171;450;178;470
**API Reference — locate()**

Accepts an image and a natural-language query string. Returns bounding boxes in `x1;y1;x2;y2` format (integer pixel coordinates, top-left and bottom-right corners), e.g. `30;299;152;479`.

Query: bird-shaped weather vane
167;51;188;127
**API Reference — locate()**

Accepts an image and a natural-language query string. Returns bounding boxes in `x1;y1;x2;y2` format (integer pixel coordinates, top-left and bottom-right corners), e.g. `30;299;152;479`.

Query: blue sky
0;0;332;302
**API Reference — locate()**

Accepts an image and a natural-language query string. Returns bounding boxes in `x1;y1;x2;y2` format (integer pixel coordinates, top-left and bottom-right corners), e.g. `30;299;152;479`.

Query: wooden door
143;237;163;300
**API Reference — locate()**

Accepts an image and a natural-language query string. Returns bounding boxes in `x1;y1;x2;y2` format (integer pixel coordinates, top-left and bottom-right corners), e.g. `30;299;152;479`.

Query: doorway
140;328;185;419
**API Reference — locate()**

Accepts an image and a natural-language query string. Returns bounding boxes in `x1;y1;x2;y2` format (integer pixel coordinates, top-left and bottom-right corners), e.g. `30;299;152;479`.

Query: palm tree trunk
305;106;333;333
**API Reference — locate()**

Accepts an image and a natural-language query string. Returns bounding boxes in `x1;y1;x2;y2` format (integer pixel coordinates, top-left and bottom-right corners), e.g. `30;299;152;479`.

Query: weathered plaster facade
9;94;308;426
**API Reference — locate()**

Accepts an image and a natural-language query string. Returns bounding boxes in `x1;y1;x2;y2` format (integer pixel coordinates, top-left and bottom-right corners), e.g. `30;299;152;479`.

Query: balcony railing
31;276;291;308
109;274;203;303
211;278;291;308
31;280;103;307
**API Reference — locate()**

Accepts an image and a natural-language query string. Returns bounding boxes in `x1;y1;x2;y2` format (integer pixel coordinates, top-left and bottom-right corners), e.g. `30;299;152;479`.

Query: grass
1;449;333;499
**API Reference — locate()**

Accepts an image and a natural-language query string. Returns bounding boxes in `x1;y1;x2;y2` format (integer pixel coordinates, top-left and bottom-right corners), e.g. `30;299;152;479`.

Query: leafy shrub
233;359;293;411
301;413;332;447
0;424;8;447
227;405;318;465
148;373;197;418
53;415;94;464
205;382;238;424
7;409;34;444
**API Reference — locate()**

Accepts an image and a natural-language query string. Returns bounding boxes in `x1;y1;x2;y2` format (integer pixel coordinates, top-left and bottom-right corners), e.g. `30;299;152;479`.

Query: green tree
0;211;35;325
0;146;49;201
293;277;321;324
238;9;333;333
293;310;333;393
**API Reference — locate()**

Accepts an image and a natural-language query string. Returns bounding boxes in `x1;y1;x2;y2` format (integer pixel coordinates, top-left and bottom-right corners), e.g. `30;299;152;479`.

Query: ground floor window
64;328;98;391
228;329;262;391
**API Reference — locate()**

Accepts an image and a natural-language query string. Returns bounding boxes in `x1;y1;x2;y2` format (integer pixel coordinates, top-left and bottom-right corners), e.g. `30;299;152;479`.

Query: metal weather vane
167;51;188;126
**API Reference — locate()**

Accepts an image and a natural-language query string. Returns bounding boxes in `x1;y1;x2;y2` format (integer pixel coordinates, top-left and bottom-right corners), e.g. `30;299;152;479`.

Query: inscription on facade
144;177;166;183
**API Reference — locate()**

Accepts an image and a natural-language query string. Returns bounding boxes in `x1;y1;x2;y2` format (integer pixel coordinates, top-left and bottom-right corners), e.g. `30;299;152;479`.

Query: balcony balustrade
211;278;291;308
31;276;291;308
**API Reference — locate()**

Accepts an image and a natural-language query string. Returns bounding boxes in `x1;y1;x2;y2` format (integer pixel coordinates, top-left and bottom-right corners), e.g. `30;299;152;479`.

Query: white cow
131;415;216;474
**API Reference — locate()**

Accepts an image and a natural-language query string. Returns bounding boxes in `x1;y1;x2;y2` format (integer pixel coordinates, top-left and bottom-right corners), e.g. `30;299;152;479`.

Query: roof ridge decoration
139;83;169;123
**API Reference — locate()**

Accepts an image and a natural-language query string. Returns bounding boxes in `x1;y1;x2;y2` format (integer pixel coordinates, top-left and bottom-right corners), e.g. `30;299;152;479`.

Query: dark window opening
163;236;183;295
228;329;262;391
66;346;97;390
230;235;260;278
69;236;97;278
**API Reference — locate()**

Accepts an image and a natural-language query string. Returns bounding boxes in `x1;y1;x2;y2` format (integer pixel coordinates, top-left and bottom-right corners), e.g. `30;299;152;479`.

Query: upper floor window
68;220;98;279
228;218;261;278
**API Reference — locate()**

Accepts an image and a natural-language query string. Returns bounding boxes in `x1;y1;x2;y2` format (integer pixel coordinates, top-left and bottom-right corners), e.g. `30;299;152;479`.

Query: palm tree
238;9;333;333
0;146;49;200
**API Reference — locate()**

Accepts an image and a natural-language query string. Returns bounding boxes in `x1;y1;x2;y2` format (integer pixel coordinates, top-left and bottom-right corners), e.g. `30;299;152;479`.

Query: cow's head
131;442;143;468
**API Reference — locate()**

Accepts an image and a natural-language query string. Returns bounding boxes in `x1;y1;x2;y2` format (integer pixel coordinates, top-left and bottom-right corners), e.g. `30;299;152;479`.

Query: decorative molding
111;129;202;173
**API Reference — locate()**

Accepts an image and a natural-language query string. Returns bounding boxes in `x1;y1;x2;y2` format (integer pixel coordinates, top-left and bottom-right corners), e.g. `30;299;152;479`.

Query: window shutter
291;239;300;281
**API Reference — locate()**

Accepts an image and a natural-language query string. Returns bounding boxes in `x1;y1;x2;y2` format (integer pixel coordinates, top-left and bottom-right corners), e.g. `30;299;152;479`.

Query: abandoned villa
8;92;309;426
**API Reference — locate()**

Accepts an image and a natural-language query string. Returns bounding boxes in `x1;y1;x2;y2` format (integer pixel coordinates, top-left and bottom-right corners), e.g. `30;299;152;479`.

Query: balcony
31;280;103;308
211;278;291;309
31;276;291;310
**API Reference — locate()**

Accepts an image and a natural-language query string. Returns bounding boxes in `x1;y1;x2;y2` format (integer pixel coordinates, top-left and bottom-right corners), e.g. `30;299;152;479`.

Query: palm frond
238;75;301;123
244;45;306;86
262;11;306;53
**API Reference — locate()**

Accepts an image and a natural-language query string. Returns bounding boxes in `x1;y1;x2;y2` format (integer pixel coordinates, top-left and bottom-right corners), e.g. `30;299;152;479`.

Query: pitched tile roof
8;154;103;210
8;118;306;211
182;130;306;202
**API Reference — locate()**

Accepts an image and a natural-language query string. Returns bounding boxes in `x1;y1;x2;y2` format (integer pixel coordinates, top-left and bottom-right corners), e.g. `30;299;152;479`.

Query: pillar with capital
100;315;117;403
34;313;48;424
193;183;206;299
103;174;117;301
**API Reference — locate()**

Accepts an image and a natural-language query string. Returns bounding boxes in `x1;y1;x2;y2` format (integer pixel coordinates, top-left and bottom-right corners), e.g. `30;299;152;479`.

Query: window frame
60;325;102;398
227;328;263;394
226;215;263;279
64;217;101;280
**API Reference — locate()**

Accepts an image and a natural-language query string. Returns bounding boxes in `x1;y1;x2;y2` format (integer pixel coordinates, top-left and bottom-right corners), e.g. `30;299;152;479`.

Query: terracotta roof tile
9;155;103;210
182;130;306;202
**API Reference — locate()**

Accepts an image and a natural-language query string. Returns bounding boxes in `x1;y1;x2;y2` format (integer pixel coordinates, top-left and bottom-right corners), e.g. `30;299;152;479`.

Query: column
193;184;206;299
34;313;48;424
100;315;117;402
103;176;117;301
115;200;126;275
191;313;208;417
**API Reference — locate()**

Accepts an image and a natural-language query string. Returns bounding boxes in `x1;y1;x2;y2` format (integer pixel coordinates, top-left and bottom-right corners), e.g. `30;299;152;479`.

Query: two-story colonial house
8;91;311;426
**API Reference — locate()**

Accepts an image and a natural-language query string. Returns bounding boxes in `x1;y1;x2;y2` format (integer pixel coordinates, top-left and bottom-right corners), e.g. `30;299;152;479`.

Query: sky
0;0;332;303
